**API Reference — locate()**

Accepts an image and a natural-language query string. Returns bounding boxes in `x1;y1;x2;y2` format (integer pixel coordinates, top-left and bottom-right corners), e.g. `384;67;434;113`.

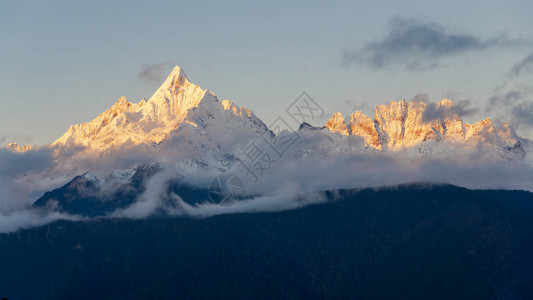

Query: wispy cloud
486;54;533;132
511;101;533;126
488;89;528;106
1;125;533;233
1;96;533;233
486;87;533;132
138;62;175;83
454;100;479;117
509;53;533;77
411;93;430;103
342;17;523;71
405;61;443;72
409;94;478;122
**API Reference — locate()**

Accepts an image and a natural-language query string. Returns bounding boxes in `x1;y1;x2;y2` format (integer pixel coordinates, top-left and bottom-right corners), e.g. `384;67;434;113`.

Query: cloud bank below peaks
2;64;533;233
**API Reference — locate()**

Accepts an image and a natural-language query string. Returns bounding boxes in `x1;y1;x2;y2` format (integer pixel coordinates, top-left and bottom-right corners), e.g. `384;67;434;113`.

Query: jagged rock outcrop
374;99;409;149
325;112;350;136
324;99;526;158
349;111;381;149
6;142;32;153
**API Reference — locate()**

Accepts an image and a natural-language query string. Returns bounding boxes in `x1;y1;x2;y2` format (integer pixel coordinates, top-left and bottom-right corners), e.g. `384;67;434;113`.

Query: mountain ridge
44;65;530;162
0;64;519;169
325;99;524;153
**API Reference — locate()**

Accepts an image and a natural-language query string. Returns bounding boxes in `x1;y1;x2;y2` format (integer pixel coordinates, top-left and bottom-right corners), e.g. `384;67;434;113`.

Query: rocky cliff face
325;112;350;136
325;99;525;158
348;111;381;150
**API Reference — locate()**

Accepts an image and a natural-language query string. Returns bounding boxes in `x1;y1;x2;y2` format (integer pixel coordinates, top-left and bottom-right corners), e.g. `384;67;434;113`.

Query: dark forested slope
1;184;533;299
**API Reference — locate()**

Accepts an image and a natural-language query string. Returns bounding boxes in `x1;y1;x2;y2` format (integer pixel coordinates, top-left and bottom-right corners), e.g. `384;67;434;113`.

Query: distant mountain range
3;66;533;299
4;65;533;223
42;66;530;161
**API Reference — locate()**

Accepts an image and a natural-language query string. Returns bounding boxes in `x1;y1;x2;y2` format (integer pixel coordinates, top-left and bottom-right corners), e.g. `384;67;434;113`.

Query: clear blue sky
1;0;532;145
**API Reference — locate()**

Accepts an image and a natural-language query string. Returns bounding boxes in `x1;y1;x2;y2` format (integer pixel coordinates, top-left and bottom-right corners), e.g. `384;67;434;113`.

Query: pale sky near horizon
1;0;532;145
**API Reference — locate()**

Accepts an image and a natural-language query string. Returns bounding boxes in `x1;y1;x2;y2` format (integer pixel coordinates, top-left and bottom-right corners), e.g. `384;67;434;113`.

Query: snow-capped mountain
3;64;532;221
3;66;273;207
53;66;268;150
325;99;530;160
49;65;531;162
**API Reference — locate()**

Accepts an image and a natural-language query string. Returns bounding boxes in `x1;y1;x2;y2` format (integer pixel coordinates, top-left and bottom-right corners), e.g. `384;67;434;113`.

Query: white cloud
1;107;532;233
